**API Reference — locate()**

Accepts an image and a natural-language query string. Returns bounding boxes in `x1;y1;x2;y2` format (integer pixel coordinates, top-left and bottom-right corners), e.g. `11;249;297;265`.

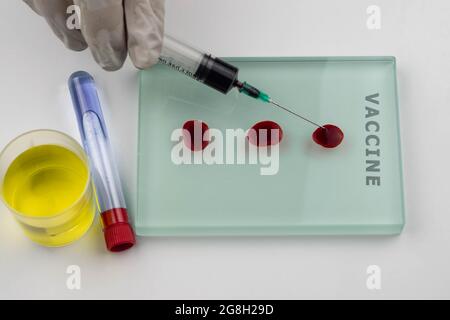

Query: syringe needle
235;81;325;130
268;99;325;129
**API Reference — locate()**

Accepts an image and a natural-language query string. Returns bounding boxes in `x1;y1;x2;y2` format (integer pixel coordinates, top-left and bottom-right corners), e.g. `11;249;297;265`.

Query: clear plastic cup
0;130;96;246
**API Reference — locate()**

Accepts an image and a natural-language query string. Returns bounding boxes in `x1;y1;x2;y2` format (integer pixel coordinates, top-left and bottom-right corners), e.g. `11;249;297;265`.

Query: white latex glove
24;0;165;71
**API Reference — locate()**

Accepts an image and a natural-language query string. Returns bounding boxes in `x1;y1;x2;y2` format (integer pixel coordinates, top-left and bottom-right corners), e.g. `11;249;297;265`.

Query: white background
0;0;449;299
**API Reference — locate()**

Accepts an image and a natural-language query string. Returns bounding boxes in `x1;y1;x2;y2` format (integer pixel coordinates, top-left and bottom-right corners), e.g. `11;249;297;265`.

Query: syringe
159;35;324;129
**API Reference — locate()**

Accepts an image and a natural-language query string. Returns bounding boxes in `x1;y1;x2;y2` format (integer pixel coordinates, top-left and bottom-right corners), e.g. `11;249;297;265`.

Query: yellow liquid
2;145;95;246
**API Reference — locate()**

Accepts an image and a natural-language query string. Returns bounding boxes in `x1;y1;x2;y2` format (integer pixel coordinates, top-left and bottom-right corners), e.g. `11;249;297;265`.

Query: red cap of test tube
101;208;136;252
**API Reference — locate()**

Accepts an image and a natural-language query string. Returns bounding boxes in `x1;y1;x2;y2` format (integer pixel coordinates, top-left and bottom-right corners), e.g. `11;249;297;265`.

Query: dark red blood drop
312;124;344;148
182;120;210;151
247;120;283;147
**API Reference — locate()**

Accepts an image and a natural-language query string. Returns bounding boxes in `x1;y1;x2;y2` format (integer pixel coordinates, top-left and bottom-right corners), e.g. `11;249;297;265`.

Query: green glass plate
137;57;405;236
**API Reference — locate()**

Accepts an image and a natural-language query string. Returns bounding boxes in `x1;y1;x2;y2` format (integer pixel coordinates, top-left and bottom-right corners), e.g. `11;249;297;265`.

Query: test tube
69;71;135;252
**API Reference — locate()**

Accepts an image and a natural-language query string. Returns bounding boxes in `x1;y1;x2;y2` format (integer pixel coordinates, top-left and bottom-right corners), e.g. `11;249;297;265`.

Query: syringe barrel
159;35;239;94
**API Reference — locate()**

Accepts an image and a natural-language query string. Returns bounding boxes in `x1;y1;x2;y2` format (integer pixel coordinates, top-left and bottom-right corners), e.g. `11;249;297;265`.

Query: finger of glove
24;0;87;51
73;0;127;71
125;0;165;69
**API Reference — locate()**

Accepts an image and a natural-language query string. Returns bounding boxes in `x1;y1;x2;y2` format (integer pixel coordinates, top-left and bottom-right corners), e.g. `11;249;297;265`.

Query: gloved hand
24;0;165;71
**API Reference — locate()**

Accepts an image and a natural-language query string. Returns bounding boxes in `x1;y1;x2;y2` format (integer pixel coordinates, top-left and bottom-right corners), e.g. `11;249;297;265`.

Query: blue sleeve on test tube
68;71;126;212
68;71;108;143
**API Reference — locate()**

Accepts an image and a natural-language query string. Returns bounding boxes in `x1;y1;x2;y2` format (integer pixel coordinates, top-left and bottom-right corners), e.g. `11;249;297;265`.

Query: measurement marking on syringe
158;57;196;79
